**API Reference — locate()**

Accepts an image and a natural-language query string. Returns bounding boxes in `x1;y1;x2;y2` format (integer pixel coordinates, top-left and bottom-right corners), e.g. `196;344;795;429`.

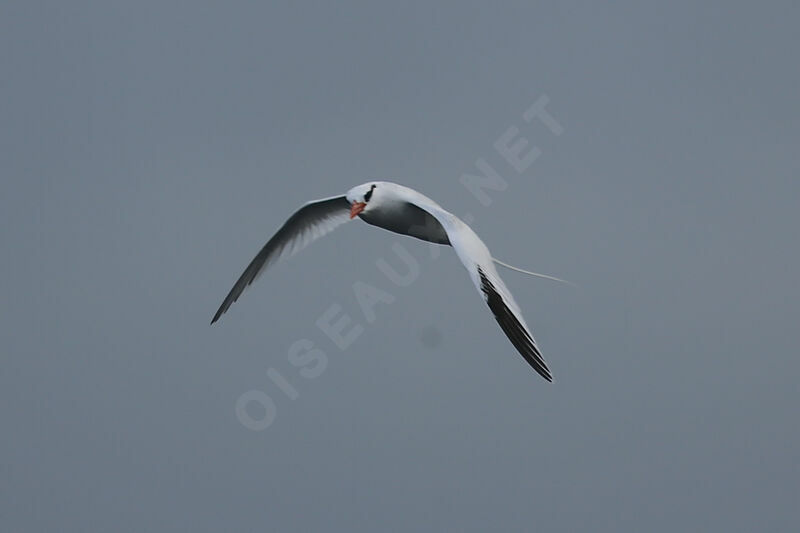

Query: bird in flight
211;182;570;382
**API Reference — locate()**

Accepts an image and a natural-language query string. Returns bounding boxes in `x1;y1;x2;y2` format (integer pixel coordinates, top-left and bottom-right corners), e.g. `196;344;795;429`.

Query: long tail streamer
492;257;577;288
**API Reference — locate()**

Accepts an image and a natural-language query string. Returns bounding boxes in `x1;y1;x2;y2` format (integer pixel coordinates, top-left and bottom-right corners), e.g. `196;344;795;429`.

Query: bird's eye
364;184;376;202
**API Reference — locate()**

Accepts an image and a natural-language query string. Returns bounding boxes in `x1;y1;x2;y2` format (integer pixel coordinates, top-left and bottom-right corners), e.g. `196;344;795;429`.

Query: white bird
212;182;569;382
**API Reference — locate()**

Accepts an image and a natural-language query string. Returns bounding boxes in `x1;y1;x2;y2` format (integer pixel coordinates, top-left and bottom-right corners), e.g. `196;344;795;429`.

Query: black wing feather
478;267;553;381
211;196;351;324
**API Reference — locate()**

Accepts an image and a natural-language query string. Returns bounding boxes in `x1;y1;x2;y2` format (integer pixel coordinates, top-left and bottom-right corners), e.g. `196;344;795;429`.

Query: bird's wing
474;264;552;381
211;195;352;324
400;188;553;381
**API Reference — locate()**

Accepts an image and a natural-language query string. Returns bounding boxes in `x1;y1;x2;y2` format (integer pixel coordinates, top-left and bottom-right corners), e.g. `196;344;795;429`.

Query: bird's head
345;182;378;219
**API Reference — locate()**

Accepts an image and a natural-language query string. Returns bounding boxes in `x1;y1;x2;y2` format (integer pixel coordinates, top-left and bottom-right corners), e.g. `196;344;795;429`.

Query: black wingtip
210;306;226;325
211;289;240;325
478;267;553;382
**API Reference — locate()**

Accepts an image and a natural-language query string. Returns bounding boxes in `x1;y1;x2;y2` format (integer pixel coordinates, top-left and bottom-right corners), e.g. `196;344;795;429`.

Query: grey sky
2;1;799;531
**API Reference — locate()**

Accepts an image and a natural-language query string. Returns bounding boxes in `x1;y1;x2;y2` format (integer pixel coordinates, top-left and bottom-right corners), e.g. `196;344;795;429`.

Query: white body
212;181;553;381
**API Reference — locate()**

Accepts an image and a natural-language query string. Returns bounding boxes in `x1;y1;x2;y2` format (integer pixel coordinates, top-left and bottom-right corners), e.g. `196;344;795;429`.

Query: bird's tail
491;257;577;287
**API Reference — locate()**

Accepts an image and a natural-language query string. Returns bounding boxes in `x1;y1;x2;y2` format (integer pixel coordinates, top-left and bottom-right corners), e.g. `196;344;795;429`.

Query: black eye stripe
364;184;376;202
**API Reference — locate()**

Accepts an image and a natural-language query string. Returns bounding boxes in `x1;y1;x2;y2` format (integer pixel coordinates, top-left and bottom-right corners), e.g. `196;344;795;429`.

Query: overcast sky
2;1;799;531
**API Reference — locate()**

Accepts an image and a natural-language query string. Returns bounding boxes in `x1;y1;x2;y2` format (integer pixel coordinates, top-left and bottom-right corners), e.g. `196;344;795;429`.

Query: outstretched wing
211;195;352;324
392;184;553;381
477;266;552;381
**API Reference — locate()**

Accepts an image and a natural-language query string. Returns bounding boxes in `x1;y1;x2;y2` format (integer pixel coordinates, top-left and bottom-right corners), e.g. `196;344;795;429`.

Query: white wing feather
211;195;352;324
381;183;553;381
